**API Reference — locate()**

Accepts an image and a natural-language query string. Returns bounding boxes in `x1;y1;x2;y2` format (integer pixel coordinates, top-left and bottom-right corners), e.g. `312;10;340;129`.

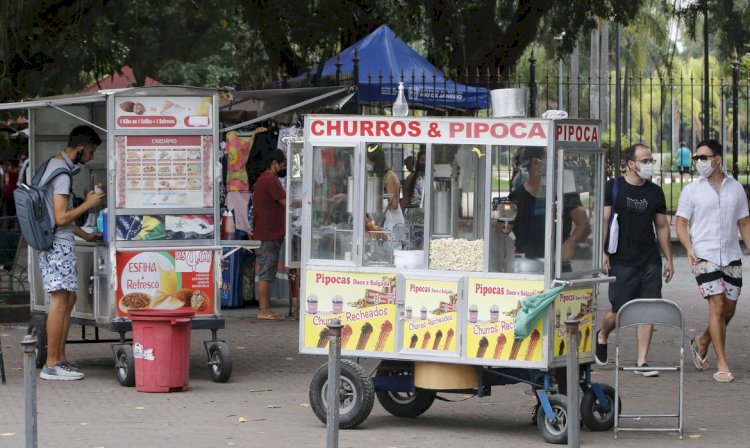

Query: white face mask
696;159;715;177
635;162;653;180
366;163;374;173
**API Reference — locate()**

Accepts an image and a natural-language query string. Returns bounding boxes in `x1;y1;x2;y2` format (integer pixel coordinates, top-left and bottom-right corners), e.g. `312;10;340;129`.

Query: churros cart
298;115;616;443
0;86;238;385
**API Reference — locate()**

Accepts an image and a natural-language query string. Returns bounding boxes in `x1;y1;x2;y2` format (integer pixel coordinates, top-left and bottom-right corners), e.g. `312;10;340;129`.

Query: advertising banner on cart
304;270;396;352
402;279;459;352
466;278;545;362
114;96;213;130
553;288;594;357
115;135;213;209
116;250;214;317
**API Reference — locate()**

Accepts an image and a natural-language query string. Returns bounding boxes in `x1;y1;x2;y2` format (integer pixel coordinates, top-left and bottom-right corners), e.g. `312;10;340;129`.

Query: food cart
0;86;240;385
297;114;615;443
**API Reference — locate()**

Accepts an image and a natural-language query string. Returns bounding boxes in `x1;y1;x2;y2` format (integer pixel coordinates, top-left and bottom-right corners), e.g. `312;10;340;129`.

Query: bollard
325;320;343;448
565;319;581;448
21;335;38;448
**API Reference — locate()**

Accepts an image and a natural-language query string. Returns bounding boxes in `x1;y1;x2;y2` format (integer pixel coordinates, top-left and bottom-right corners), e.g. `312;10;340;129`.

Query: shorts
608;263;662;312
693;259;742;301
38;242;78;293
255;240;283;282
678;166;690;175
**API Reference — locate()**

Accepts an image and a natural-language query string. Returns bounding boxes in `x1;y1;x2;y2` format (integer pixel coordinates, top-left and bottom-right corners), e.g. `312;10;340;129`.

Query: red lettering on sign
375;121;389;136
408;121;421;137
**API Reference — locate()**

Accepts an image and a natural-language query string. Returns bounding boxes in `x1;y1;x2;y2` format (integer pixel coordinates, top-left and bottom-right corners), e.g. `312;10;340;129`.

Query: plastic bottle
392;81;409;117
221;209;236;240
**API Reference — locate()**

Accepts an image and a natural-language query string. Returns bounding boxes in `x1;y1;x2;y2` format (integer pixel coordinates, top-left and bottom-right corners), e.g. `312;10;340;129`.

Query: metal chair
0;333;6;384
614;299;684;439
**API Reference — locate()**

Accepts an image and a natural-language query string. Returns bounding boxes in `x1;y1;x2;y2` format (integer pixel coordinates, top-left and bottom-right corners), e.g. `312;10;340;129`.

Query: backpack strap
31;156;73;190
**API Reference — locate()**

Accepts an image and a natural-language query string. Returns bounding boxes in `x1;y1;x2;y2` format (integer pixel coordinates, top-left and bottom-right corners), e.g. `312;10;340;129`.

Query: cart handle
553;275;616;288
116;246;222;252
171;318;192;325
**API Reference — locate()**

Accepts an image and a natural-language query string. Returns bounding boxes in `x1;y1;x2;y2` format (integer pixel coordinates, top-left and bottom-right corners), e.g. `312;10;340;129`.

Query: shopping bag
513;285;566;340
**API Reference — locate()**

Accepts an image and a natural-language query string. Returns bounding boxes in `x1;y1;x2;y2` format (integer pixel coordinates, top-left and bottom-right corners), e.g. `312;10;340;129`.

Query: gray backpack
13;157;72;251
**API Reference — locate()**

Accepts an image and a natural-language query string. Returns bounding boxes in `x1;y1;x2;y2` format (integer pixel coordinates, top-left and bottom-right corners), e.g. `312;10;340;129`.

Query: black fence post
335;54;342;85
352;49;360;114
732;48;740;179
529;49;537;117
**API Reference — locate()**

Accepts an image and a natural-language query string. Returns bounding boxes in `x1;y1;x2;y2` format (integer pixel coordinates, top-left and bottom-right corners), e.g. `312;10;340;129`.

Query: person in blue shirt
676;141;691;182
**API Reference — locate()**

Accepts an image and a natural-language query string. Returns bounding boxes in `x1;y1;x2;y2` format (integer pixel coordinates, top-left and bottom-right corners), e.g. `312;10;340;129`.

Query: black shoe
595;330;608;366
634;363;659;377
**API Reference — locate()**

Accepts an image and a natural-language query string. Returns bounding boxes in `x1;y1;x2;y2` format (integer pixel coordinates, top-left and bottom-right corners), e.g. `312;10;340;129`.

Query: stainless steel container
346;176;354;213
365;176;384;214
490;88;527;118
433;179;451;235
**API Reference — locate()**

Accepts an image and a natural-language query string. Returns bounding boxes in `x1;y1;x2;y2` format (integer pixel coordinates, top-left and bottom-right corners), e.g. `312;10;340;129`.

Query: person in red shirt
252;149;287;320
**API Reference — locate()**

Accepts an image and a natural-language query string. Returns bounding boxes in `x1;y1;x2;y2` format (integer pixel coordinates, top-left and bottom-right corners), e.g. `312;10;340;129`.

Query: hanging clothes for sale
224;129;265;234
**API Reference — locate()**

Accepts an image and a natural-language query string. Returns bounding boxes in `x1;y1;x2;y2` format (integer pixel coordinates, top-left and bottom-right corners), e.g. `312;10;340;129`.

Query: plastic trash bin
129;309;195;393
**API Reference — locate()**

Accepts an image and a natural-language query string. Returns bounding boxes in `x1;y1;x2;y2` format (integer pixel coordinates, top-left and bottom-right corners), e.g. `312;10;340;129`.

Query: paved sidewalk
1;256;749;447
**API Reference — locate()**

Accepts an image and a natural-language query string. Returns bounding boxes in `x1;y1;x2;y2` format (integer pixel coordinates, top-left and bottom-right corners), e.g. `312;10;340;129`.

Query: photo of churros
558;340;565;356
476;337;489;358
421;331;431;349
317;328;330;349
374;321;392;351
356;323;373;350
409;334;418;348
432;330;443;350
341;325;353;349
524;329;541;361
443;328;454;350
508;339;523;360
581;327;590;352
493;334;507;359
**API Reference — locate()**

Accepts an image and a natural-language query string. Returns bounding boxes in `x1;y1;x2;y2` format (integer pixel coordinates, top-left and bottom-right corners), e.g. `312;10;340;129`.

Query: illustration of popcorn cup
405;306;413;320
332;295;344;314
420;306;428;320
306;295;318;314
490;305;499;323
469;304;478;323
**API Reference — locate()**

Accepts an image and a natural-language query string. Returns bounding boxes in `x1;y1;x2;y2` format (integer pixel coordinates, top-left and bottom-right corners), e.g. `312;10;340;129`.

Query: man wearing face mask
252;149;287;321
676;139;750;383
38;125;105;380
596;143;673;377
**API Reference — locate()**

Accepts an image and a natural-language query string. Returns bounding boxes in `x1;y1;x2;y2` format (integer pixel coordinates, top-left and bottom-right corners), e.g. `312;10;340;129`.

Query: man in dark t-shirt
595;143;673;376
252;149;287;321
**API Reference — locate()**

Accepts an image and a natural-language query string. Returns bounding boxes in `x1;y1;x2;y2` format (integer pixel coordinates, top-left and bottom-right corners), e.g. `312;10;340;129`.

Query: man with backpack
37;125;105;380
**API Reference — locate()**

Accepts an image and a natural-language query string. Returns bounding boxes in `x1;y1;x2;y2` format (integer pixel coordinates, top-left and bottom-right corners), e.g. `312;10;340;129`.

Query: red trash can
129;309;195;393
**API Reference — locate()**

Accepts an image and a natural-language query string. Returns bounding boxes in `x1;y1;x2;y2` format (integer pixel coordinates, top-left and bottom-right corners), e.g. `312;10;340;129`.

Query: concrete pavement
1;256;749;447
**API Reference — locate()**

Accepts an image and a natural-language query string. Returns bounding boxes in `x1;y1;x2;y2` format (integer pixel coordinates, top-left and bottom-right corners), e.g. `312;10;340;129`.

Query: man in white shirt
676;139;750;383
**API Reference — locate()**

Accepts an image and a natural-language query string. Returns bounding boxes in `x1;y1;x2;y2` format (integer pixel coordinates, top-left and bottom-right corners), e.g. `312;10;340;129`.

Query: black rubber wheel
537;394;568;444
208;341;233;383
309;359;375;429
580;384;620;431
375;365;436;418
27;315;47;369
115;345;135;387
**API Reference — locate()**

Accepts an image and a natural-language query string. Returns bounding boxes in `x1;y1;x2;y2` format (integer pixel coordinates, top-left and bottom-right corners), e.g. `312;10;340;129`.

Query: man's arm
675;216;696;265
654;212;673;283
52;190;104;227
561;206;591;262
737;216;750;254
602;205;612;273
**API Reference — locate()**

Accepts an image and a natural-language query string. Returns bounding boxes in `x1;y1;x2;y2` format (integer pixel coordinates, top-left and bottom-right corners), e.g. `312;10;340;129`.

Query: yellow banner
303;270;397;352
552;288;594;357
466;278;544;362
402;279;460;352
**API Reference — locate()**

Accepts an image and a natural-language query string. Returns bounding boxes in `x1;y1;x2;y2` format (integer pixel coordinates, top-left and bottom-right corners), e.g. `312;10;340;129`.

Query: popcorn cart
299;115;615;443
0;86;237;385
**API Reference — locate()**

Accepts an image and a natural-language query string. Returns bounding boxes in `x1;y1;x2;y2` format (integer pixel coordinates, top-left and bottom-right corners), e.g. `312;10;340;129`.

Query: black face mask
277;168;287;178
72;147;85;165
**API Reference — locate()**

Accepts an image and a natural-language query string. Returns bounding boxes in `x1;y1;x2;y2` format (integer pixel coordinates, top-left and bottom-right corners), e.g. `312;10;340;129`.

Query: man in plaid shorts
676;139;750;383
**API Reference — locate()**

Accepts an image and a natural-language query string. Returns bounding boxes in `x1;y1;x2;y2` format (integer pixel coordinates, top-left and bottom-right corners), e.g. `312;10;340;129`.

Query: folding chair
614;299;684;439
0;334;6;384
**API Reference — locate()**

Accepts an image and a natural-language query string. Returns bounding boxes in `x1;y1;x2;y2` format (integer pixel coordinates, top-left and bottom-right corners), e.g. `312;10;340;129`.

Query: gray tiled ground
1;256;749;447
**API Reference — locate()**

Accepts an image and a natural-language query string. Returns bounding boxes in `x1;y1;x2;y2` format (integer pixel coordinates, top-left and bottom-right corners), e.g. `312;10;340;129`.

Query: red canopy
81;66;160;92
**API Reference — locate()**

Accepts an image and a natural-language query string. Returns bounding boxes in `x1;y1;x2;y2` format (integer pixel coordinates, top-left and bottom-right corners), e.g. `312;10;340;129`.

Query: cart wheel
208;341;233;383
375;365;435;418
115;345;135;387
580;384;620;431
309;359;375;429
537;394;568;444
27;315;47;369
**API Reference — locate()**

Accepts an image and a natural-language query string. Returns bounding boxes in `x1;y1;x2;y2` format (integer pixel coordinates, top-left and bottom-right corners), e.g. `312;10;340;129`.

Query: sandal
713;371;735;383
690;338;709;371
258;310;285;321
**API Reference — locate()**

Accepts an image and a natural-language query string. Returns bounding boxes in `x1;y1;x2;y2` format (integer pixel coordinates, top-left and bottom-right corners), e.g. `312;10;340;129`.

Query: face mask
366;163;374;173
696;159;715;177
277;168;287;178
72;147;86;165
636;162;653;180
535;159;546;176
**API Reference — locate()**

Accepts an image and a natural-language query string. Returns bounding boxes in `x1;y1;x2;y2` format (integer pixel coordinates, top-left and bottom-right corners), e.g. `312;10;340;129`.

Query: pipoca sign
307;116;551;145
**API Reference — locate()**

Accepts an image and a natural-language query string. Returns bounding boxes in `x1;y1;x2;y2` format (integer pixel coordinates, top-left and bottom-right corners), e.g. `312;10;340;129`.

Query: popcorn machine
299;115;616;443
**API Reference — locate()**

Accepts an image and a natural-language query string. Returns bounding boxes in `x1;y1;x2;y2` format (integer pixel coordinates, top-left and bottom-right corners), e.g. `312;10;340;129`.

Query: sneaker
594;330;608;366
634;363;659;377
40;363;84;381
59;361;80;373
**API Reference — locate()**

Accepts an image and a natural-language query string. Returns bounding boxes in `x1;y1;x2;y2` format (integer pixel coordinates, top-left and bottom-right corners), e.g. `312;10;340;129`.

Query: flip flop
258;311;285;321
713;371;735;382
690;338;709;371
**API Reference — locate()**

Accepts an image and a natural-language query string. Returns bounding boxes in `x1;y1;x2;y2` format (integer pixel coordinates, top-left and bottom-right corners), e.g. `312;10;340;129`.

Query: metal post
558;58;564;111
325;320;343;448
21;335;38;448
703;3;710;141
529;49;537;117
565;319;581;448
615;23;622;176
732;48;740;179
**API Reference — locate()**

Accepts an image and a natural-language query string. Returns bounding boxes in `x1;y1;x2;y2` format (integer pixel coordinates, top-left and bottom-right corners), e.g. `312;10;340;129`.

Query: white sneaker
40;363;84;380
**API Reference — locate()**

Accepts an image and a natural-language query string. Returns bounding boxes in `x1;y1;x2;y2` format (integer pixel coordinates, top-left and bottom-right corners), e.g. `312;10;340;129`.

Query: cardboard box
414;362;478;390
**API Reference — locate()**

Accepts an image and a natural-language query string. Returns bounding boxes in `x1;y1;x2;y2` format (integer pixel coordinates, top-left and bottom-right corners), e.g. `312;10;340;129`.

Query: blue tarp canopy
291;25;489;110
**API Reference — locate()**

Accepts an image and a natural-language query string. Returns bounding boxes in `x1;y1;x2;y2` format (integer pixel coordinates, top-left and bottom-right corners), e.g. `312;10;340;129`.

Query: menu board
402;279;459;353
465;278;545;362
303;270;396;353
114;96;213;130
115;135;213;209
116;250;215;317
553;288;594;357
